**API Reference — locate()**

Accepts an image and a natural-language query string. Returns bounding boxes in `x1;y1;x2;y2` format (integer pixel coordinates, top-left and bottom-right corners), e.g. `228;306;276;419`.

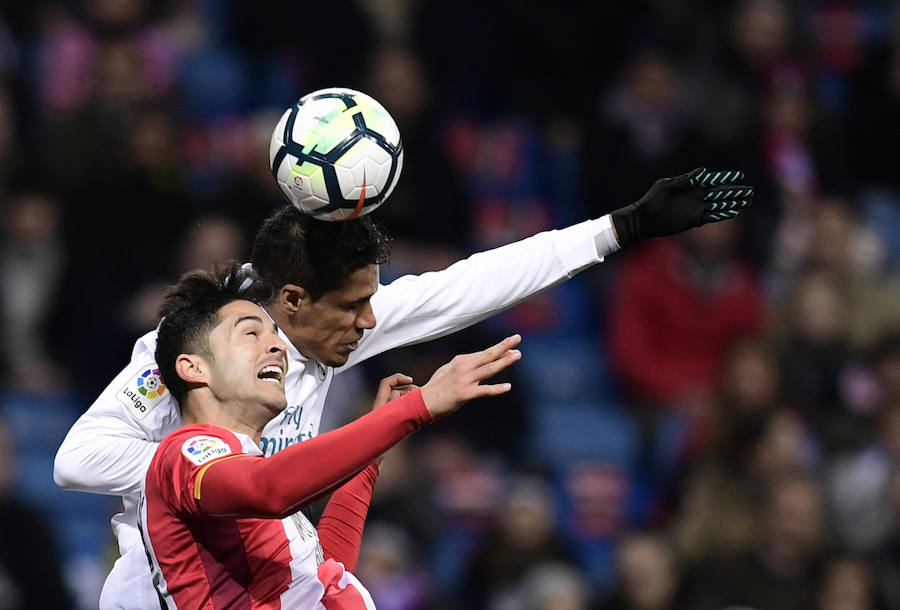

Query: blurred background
0;0;898;608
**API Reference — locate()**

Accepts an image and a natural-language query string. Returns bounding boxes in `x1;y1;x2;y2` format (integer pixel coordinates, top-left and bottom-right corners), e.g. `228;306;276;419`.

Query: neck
182;393;267;444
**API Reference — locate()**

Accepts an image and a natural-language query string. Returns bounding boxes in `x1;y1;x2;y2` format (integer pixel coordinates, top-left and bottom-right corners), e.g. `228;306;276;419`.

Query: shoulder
155;425;243;470
86;328;174;429
111;359;174;424
131;328;160;359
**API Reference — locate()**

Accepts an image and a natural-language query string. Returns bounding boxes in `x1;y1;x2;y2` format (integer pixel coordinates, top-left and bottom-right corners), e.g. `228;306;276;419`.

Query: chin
265;398;288;415
325;354;349;368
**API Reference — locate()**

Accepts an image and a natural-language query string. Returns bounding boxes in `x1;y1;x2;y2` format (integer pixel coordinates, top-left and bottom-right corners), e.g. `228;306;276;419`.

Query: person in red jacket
140;264;522;609
608;218;766;409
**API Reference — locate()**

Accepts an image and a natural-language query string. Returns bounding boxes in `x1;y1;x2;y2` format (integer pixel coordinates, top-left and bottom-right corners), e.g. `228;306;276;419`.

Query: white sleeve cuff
593;214;621;257
550;214;620;276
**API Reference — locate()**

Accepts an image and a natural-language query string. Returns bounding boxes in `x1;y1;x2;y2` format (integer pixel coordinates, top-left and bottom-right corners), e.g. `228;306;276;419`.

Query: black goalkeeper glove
610;168;754;248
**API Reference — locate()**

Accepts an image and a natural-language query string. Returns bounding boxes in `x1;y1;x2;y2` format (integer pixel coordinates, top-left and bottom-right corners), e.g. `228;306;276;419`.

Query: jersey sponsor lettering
259;428;313;457
260;406;315;456
180;435;232;466
117;365;168;420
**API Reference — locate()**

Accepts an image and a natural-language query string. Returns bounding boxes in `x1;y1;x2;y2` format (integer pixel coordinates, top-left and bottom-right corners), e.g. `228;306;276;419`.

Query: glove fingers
691;169;745;187
702;199;752;222
702;186;755;201
672;167;704;187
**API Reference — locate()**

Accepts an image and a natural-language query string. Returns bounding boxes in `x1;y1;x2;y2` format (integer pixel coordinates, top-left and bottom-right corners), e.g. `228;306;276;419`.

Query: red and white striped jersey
140;425;375;609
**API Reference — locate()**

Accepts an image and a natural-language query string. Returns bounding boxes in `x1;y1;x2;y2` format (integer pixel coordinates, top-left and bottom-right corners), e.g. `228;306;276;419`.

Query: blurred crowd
0;0;898;608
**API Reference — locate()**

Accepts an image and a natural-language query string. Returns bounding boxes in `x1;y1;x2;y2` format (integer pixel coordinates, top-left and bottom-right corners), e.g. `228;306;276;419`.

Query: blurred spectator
777;270;847;404
365;440;443;560
805;200;897;348
820;332;900;555
0;87;18;196
0;189;69;393
775;268;870;451
36;0;177;115
680;335;787;464
40;30;163;192
820;407;897;555
119;213;247;337
683;0;800;154
462;473;579;608
355;521;432;610
684;470;826;610
502;561;593;610
600;531;686;610
670;335;814;565
674;405;818;569
771;198;896;347
750;79;848;268
874;469;900;610
175;213;246;274
0;420;74;608
198;108;289;232
872;330;900;411
680;0;827;268
586;48;708;214
608;220;766;409
813;554;876;610
760;80;847;204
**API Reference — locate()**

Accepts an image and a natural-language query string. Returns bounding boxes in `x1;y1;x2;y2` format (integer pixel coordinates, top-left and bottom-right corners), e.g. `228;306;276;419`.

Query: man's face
204;300;288;416
287;265;379;367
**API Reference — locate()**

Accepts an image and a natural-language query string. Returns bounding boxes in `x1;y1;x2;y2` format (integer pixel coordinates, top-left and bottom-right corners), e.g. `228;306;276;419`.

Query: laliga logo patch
117;365;168;420
182;435;232;466
137;368;166;398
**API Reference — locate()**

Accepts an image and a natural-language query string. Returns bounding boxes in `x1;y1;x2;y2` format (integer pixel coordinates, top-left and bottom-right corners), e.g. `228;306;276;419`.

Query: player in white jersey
54;168;754;608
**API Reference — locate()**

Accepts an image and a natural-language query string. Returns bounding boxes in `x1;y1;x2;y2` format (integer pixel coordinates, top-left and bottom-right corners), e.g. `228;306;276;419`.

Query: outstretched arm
344;168;752;370
190;336;522;518
195;391;429;518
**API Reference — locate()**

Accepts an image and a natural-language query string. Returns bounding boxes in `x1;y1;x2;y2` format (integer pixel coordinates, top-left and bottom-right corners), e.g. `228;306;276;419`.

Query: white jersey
53;217;617;609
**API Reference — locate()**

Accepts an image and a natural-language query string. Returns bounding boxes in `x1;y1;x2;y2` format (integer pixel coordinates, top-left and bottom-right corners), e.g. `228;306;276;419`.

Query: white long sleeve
344;215;615;367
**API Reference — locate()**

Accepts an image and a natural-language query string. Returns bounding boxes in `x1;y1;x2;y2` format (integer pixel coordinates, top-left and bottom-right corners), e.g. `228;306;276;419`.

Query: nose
355;301;376;331
268;334;287;355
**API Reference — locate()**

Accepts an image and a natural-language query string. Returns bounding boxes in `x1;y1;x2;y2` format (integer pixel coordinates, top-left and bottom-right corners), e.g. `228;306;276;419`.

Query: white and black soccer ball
269;87;403;221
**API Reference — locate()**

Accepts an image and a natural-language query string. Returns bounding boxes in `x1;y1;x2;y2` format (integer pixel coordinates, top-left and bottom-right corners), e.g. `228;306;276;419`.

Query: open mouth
257;365;284;384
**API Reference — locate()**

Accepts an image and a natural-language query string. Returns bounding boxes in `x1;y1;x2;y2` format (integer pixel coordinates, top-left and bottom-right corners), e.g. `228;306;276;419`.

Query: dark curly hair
250;205;391;301
155;263;274;405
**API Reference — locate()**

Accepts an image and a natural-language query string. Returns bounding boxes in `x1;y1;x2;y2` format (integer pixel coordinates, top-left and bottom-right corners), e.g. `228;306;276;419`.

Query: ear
278;284;310;314
175;353;208;386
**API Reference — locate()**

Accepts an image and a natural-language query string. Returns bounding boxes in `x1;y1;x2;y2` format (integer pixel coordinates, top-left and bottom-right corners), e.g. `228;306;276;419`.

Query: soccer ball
269;87;404;221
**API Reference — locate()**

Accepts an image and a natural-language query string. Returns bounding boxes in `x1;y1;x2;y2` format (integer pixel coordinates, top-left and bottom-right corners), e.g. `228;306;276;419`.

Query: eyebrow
346;294;374;306
234;315;264;329
235;315;279;335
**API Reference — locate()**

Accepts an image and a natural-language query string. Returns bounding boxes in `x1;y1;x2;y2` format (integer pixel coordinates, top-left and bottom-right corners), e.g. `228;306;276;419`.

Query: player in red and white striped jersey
140;264;522;609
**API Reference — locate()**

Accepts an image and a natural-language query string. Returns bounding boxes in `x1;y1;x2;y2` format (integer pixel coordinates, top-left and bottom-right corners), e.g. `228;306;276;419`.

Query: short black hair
250;205;391;301
155;263;274;405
